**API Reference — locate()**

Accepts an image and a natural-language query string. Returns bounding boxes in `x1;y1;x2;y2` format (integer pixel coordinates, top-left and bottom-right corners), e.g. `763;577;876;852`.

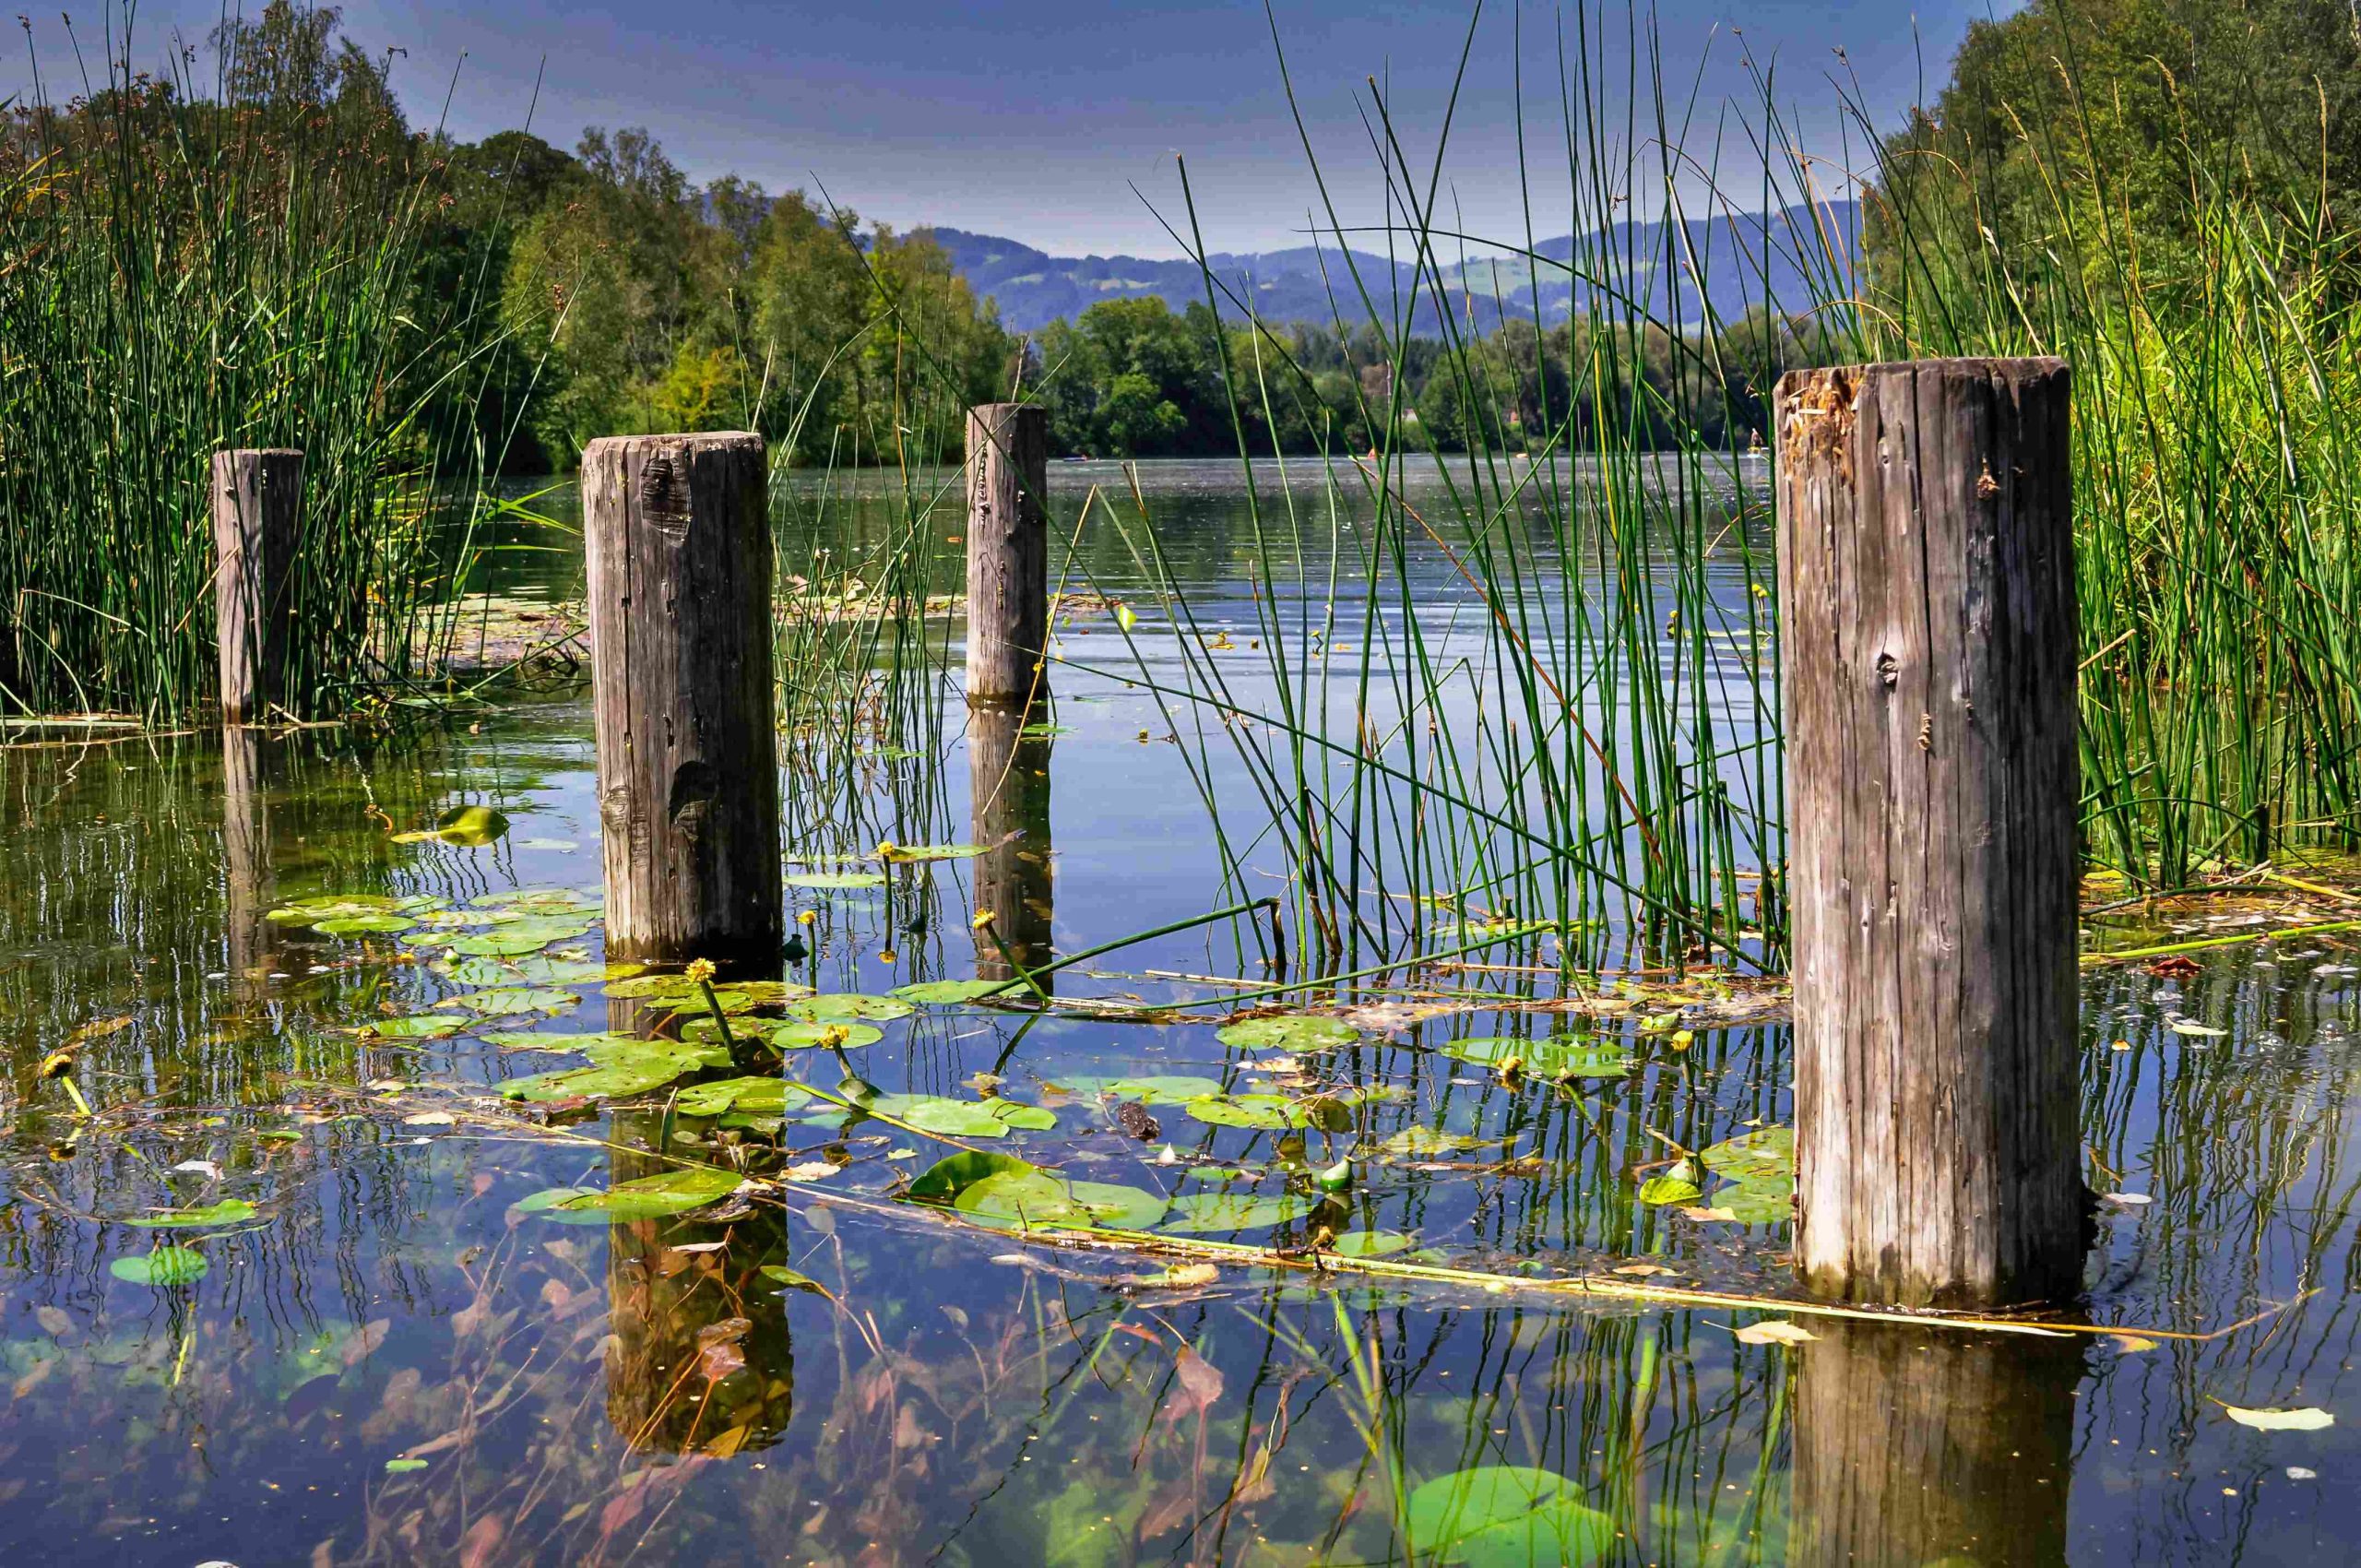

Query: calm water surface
0;460;2353;1566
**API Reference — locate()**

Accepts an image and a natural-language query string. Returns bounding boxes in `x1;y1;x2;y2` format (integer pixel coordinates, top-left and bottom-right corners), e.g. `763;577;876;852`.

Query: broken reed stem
2080;920;2361;966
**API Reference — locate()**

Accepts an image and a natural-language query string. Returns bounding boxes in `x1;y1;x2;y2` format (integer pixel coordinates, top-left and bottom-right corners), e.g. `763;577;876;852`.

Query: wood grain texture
1791;1318;2080;1567
1776;358;2084;1309
583;432;782;967
211;448;303;724
964;404;1050;706
221;724;275;993
968;701;1054;984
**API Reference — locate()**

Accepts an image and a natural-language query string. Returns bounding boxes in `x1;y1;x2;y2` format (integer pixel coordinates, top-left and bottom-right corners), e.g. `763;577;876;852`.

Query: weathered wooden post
968;701;1055;983
1776;358;2083;1309
211;448;303;724
1790;1319;2081;1567
964;403;1050;707
583;432;782;968
221;723;275;989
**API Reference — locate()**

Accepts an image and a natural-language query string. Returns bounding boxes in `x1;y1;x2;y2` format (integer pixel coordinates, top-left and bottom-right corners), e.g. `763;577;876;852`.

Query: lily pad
516;1167;744;1223
111;1246;210;1286
784;993;914;1023
314;913;419;936
1157;1192;1301;1234
1700;1125;1794;1185
357;1014;471;1039
674;1076;814;1117
1184;1094;1309;1131
954;1170;1166;1231
454;987;579;1016
1060;1074;1229;1106
1706;1184;1794;1225
1329;1229;1415;1258
850;1093;1056;1138
1405;1466;1614;1567
892;979;1017;1005
1636;1175;1703;1206
1442;1036;1634;1078
768;1020;884;1051
877;843;990;861
1215;1015;1358;1052
786;872;888;890
123;1199;258;1229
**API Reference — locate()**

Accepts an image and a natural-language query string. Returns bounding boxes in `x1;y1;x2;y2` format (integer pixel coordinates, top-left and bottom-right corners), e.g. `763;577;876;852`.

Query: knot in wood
1876;651;1900;689
639;452;691;538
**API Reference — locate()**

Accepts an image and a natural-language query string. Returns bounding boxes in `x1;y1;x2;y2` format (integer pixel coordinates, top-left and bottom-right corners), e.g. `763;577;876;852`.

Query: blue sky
6;2;2011;255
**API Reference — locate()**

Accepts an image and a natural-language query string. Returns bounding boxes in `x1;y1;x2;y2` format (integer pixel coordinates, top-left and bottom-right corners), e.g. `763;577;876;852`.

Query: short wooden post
968;702;1055;984
1790;1318;2081;1566
211;448;303;724
1776;357;2083;1309
964;403;1050;707
583;432;782;968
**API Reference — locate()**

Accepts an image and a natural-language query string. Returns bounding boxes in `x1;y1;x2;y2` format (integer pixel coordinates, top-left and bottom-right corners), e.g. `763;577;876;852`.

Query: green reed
1071;0;2359;980
0;21;508;723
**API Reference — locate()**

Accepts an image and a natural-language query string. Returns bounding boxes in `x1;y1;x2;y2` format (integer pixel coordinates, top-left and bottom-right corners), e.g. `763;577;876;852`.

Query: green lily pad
1405;1466;1614;1568
761;1265;830;1294
1706;1183;1794;1224
357;1014;470;1039
892;979;1018;1004
454;987;578;1016
111;1246;210;1286
1158;1192;1301;1234
474;886;601;912
908;1149;1035;1203
314;913;419;936
878;844;990;861
951;1170;1166;1231
517;1166;744;1223
768;1020;884;1051
1016;723;1071;738
1700;1125;1795;1185
1058;1074;1229;1105
1214;1015;1359;1051
1382;1125;1489;1157
510;956;646;985
784;993;914;1023
393;804;510;847
1184;1094;1309;1130
1329;1229;1415;1258
786;872;887;890
853;1093;1056;1138
123;1199;258;1229
1636;1175;1703;1206
1442;1036;1635;1078
674;1076;813;1117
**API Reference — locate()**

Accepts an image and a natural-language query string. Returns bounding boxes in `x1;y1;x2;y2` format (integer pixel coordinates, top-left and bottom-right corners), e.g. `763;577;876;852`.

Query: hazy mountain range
931;202;1859;335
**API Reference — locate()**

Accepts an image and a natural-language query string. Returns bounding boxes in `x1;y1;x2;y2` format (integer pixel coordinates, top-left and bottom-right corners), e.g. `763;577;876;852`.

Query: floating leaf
1700;1126;1795;1184
2223;1404;2334;1431
1636;1175;1703;1206
123;1199;257;1229
1058;1074;1228;1106
516;1167;744;1224
394;804;509;846
1733;1320;1819;1346
314;913;418;936
384;1458;429;1474
1158;1192;1300;1234
877;844;989;861
1017;723;1071;738
357;1014;470;1039
2170;1019;2228;1038
1405;1466;1614;1568
786;872;887;890
673;1077;815;1117
954;1170;1166;1232
454;987;578;1016
908;1149;1036;1203
1329;1229;1414;1258
111;1246;210;1286
1442;1035;1633;1078
767;1020;884;1051
1215;1015;1358;1052
850;1093;1057;1138
760;1265;832;1296
1183;1093;1309;1131
784;993;914;1023
509;956;645;985
1705;1184;1793;1224
1382;1125;1489;1157
892;979;1017;1005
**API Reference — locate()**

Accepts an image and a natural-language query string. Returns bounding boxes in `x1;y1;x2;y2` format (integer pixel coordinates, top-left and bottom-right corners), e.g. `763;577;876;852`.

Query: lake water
0;457;2354;1566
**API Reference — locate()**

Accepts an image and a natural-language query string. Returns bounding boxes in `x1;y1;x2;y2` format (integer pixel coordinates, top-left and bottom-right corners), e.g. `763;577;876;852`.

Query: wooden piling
211;448;303;724
964;403;1050;707
221;724;274;991
583;432;782;967
1775;357;2083;1309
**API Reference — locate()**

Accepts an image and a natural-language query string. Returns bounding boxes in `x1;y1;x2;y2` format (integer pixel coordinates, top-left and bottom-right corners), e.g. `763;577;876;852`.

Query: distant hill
930;202;1858;336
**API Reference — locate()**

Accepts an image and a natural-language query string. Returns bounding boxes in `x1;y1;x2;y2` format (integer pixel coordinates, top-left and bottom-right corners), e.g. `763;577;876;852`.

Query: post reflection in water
220;724;278;989
603;1112;795;1459
1790;1318;2083;1568
967;701;1053;982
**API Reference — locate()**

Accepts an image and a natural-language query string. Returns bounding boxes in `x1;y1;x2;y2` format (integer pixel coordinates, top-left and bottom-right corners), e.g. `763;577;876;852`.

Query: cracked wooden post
583;432;781;968
964;403;1050;708
211;448;303;724
1775;357;2083;1309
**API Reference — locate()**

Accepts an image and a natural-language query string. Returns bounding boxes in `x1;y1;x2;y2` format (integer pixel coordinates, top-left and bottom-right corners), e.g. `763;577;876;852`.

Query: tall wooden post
964;404;1050;707
1790;1319;2081;1567
583;432;782;968
1776;358;2083;1309
211;448;303;724
968;702;1055;982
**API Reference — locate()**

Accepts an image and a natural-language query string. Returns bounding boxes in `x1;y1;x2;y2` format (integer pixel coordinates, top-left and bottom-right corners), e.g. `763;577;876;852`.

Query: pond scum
4;3;2361;1564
